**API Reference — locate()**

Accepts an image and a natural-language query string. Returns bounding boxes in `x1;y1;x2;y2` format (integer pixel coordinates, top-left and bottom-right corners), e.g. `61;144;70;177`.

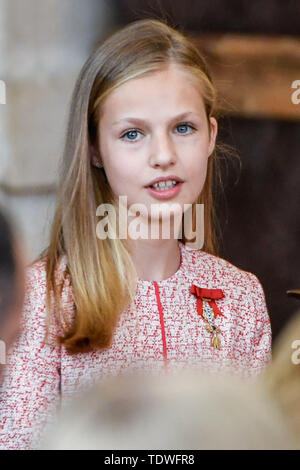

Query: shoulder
25;254;68;296
26;253;68;285
20;254;70;331
181;243;264;295
21;257;48;329
25;256;48;297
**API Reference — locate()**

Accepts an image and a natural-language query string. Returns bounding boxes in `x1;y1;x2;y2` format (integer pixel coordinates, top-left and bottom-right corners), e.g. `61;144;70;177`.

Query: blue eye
120;122;196;142
175;123;195;134
121;129;142;142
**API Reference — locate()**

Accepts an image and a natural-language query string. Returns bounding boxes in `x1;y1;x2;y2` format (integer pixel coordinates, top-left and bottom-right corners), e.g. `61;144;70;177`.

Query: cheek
186;144;209;179
105;157;142;197
190;168;207;199
185;151;209;199
101;141;136;185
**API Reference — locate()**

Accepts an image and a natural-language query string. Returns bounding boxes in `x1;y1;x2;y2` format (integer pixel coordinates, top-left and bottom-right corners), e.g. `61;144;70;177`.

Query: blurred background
0;0;299;340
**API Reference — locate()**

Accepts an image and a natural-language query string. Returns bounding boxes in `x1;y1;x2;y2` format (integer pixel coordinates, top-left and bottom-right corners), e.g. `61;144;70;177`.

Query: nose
148;130;177;168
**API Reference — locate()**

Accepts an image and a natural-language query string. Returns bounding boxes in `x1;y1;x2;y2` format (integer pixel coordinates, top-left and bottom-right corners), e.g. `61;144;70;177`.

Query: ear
208;117;218;157
90;144;103;168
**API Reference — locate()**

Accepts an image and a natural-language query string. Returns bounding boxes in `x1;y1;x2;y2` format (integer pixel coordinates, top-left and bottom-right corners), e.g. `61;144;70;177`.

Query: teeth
152;180;178;190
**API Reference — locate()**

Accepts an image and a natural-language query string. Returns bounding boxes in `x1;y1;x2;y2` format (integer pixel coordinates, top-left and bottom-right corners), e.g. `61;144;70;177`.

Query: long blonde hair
40;18;230;353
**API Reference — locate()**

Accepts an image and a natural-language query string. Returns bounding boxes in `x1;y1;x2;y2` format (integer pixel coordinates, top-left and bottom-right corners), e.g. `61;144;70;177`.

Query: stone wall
0;0;117;263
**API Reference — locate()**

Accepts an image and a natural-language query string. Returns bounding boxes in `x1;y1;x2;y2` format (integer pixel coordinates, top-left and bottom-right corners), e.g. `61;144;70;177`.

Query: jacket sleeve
0;261;61;450
246;272;272;377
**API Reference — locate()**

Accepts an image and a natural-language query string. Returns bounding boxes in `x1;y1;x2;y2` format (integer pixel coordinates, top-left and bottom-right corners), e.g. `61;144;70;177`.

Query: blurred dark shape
217;117;300;340
116;0;300;35
0;210;16;327
0;207;25;355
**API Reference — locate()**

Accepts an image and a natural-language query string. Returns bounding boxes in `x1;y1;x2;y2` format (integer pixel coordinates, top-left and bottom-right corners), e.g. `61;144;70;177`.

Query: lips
145;175;184;187
146;182;183;200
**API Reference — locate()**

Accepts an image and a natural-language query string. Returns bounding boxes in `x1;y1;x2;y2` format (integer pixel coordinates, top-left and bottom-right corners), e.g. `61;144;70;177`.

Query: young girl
0;19;272;450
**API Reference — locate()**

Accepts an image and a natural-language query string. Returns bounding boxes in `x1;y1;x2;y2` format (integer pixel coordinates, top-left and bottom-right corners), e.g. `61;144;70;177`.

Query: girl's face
93;64;217;227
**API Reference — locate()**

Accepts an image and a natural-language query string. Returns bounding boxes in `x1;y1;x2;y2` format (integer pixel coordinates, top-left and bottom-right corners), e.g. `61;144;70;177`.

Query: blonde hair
39;18;233;353
42;370;295;450
263;310;300;445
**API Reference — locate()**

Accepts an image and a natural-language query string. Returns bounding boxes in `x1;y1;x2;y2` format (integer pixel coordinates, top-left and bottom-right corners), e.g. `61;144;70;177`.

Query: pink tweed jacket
0;242;272;449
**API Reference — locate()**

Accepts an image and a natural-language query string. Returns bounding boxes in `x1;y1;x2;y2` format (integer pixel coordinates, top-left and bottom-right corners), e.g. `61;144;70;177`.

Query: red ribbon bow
190;285;225;319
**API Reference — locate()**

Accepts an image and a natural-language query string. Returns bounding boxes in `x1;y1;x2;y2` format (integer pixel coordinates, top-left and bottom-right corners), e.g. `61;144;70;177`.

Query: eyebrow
112;111;200;126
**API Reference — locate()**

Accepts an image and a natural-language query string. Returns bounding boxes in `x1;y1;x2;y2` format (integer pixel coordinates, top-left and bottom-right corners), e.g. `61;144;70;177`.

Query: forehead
99;64;206;121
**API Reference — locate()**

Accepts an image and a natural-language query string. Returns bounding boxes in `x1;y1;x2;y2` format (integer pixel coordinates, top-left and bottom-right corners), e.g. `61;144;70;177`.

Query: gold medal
191;285;225;350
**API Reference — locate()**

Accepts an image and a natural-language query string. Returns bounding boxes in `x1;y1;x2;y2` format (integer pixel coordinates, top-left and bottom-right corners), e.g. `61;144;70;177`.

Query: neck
125;238;181;282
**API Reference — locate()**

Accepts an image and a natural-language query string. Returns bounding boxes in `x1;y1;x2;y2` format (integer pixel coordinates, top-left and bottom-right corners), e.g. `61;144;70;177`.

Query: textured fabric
0;241;272;449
